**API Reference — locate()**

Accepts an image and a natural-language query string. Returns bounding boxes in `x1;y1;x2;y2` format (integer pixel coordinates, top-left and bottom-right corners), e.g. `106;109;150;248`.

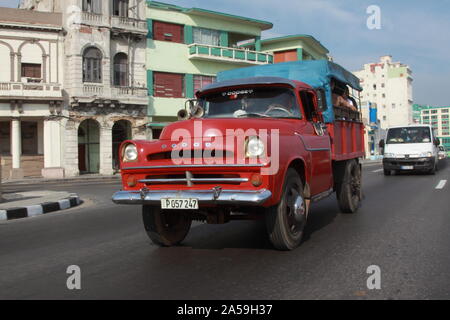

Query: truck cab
113;61;365;250
380;125;440;175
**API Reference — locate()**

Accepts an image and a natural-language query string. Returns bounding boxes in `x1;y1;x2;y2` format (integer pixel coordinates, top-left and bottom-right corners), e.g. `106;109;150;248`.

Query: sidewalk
0;190;81;221
1;173;121;185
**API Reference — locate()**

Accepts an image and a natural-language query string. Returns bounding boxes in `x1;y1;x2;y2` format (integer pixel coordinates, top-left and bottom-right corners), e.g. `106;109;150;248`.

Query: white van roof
387;124;432;130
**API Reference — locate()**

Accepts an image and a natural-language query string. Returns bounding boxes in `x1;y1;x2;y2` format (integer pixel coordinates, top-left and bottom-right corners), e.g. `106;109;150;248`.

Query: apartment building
414;104;450;152
354;55;413;130
146;1;330;138
0;8;65;179
21;0;149;177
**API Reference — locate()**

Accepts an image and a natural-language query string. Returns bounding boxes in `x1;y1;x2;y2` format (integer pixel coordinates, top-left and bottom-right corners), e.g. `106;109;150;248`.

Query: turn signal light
127;175;137;187
250;173;263;187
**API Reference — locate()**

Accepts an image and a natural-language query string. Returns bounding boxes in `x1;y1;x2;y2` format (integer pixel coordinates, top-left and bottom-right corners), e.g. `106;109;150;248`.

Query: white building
0;8;65;179
20;0;149;177
354;55;413;130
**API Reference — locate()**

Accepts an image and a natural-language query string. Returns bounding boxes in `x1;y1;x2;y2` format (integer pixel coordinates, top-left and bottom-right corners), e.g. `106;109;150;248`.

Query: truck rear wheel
142;205;192;247
265;168;308;251
336;160;361;213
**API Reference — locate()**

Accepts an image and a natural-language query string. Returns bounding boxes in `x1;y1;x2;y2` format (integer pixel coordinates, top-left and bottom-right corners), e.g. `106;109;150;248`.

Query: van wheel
142;206;192;247
265;168;308;251
336;160;361;213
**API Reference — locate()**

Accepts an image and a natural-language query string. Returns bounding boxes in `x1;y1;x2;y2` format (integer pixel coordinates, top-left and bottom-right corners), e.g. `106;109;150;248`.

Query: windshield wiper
236;113;270;118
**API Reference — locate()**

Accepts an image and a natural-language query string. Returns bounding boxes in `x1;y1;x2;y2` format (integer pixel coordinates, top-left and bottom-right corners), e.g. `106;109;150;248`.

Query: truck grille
139;172;247;186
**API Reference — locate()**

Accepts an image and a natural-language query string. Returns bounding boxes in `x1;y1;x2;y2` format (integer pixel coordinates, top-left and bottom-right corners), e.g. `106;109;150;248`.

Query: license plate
161;198;199;210
401;166;414;170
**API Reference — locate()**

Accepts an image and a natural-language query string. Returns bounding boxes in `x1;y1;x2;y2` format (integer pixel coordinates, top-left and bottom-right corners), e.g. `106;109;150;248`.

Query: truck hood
159;118;303;140
385;143;434;156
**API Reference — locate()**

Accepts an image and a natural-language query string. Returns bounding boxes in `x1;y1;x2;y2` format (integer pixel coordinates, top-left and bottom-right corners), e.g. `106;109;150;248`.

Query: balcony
0;82;62;99
111;16;147;36
111;86;148;98
79;84;147;105
188;44;273;65
80;12;108;27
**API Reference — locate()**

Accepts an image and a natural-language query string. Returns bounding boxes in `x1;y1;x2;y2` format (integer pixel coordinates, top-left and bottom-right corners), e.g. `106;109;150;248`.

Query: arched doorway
78;119;100;174
112;120;132;171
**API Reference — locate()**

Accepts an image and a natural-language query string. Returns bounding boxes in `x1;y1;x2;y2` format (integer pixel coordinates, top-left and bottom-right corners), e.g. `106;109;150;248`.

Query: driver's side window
299;90;317;122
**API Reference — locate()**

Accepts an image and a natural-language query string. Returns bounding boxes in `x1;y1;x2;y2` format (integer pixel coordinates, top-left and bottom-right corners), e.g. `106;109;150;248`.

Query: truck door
298;90;333;195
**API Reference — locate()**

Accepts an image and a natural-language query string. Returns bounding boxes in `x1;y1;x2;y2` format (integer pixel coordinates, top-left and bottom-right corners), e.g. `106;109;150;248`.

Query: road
0;160;449;300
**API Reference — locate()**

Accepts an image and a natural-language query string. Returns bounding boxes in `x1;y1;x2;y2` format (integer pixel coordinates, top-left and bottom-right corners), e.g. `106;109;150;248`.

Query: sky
1;0;449;106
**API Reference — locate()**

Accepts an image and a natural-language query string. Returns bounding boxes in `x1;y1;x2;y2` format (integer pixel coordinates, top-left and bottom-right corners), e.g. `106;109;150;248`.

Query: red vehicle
113;61;365;250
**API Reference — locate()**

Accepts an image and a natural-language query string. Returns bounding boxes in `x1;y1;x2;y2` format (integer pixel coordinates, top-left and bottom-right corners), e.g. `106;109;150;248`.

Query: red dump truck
113;61;365;250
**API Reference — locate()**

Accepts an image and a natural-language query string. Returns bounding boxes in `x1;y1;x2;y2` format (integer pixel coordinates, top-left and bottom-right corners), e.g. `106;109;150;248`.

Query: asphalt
0;159;449;299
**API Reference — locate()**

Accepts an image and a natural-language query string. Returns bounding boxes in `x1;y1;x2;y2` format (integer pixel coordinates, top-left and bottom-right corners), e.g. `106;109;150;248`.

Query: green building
145;1;330;138
413;104;450;153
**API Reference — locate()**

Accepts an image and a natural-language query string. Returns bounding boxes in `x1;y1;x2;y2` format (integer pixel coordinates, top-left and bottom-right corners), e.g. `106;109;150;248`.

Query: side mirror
434;138;440;146
379;139;385;149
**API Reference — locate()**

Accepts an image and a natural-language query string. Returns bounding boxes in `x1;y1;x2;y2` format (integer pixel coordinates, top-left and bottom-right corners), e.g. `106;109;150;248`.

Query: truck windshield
386;127;431;144
199;87;301;119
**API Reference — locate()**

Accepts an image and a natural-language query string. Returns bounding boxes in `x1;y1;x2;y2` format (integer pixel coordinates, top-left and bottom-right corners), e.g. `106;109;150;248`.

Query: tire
429;163;436;175
265;168;308;251
142;205;192;247
336;160;361;213
383;169;391;176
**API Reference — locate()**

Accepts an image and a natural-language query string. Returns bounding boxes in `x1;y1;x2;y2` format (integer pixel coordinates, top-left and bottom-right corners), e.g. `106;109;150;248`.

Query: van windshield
198;87;301;119
386;127;431;144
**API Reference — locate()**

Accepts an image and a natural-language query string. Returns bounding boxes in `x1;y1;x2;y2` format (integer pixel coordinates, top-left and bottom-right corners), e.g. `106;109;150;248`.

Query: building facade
20;0;149;177
413;104;450;152
146;2;330;137
354;55;413;130
0;8;65;179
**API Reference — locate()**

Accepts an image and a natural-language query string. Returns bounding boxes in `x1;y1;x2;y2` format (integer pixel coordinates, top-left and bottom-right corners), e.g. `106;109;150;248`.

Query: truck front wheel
336;160;361;213
142;206;192;247
265;168;308;251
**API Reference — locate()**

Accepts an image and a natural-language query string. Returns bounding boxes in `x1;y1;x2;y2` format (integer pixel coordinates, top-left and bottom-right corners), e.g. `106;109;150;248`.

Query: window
194;75;215;94
153;72;184;98
299;91;316;121
442;109;449;113
431;110;438;114
153;21;184;43
423;116;430;120
82;0;101;14
193;27;220;46
392;103;396;109
382;93;386;98
83;47;102;83
113;0;128;17
21;63;41;79
0;121;10;155
383;116;387;121
113;53;128;86
381;83;385;88
442;115;449;119
423;110;430;114
432;115;438;120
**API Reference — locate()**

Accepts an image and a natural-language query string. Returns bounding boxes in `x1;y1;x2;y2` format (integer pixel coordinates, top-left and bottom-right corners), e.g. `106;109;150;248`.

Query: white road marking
436;180;447;190
372;169;384;173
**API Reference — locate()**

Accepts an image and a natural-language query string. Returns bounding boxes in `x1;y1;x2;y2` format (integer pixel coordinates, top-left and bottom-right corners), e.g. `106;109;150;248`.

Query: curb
0;194;81;221
1;175;120;185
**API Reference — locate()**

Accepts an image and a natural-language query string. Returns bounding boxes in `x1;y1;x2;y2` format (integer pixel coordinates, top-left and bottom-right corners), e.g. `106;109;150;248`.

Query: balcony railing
0;82;62;98
83;83;104;96
188;44;273;65
111;16;147;35
112;86;148;98
81;12;108;27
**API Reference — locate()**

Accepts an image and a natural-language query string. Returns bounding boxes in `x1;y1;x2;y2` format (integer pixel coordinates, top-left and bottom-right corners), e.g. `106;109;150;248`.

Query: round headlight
246;137;265;158
123;144;138;162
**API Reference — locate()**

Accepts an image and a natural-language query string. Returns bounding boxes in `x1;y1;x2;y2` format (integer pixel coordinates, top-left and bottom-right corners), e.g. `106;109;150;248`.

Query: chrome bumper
112;189;272;206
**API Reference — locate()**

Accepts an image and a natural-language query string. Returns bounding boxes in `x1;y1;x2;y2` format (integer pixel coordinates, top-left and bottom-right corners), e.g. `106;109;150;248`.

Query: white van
380;125;440;175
